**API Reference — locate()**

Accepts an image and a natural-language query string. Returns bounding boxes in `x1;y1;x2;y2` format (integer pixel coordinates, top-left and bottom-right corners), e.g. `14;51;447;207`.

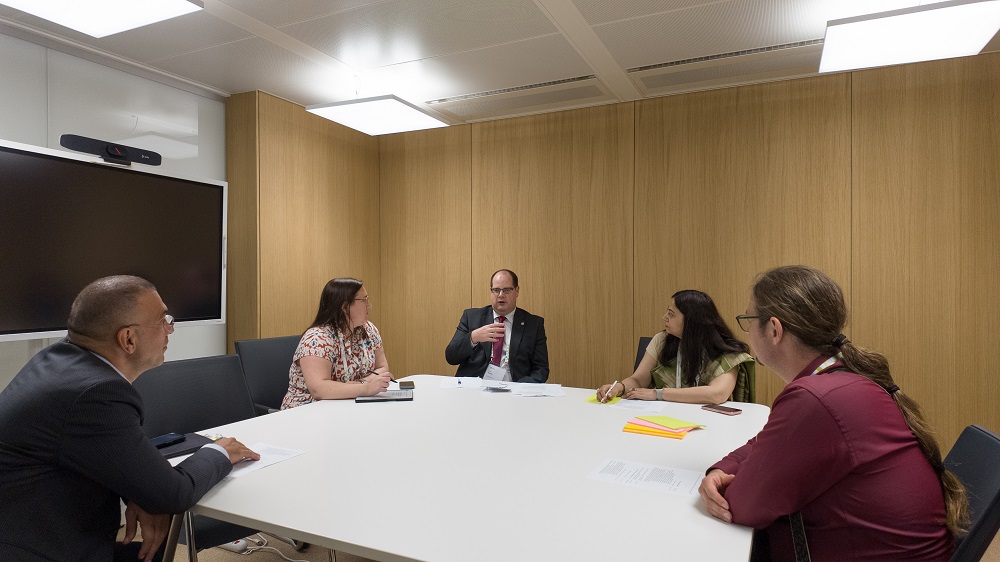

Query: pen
601;380;618;403
367;368;395;383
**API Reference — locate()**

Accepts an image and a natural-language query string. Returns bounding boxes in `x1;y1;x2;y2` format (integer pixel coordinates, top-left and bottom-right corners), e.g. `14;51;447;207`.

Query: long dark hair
658;290;749;386
752;265;968;536
310;278;366;339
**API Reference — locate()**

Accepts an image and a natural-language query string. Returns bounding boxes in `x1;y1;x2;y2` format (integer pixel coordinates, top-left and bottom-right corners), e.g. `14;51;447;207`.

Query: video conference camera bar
60;133;162;166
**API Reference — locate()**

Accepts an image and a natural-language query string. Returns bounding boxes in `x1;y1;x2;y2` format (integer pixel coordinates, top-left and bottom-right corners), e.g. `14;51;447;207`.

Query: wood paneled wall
225;92;380;349
379;126;472;377
224;91;260;348
635;75;852;405
227;52;1000;448
471;105;635;390
851;54;1000;446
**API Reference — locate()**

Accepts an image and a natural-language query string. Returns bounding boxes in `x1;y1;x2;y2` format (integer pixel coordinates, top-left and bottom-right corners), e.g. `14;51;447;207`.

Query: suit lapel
508;309;525;367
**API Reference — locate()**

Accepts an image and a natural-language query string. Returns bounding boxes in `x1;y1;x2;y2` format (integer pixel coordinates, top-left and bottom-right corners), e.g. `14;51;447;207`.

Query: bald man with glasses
445;269;549;383
0;275;258;562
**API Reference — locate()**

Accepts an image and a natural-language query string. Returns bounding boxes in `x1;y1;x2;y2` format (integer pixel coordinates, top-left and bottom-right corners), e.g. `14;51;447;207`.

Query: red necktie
491;315;506;366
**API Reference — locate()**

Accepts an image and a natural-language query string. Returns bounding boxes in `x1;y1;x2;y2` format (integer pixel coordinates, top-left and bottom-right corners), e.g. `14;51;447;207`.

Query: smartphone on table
701;404;742;416
150;432;186;448
398;381;415;389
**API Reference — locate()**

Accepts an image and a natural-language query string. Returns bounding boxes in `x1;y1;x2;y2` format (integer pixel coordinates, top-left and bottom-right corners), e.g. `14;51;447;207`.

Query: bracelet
619;382;627;396
655;388;663;401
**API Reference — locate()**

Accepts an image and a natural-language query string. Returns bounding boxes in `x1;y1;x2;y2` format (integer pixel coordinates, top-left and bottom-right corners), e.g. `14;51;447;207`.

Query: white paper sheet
511;383;566;397
226;443;305;479
587;458;704;496
609;399;667;413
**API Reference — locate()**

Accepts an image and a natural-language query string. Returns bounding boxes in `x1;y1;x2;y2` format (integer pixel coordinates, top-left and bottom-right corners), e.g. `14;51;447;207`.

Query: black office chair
944;425;1000;562
633;336;653;372
133;355;258;552
235;335;300;415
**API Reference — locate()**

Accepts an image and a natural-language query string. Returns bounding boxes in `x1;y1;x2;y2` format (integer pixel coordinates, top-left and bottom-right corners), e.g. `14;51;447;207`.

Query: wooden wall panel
256;93;380;338
224;91;260;353
471;104;635;390
379;126;472;377
635;75;853;406
852;53;1000;448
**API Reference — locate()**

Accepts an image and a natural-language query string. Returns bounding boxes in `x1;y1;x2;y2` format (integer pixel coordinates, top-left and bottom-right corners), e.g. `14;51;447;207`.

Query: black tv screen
0;139;226;341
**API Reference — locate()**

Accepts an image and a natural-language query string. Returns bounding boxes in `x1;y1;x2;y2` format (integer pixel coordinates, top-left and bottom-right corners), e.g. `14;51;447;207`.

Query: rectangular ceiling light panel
0;0;203;38
819;0;1000;73
306;95;448;136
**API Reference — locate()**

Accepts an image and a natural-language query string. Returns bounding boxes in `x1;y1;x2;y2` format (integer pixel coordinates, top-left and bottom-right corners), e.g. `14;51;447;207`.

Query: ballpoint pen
367;368;395;383
601;380;618;403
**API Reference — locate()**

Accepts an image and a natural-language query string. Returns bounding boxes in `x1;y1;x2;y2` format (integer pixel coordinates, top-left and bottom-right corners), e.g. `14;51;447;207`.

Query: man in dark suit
446;269;549;383
0;275;259;562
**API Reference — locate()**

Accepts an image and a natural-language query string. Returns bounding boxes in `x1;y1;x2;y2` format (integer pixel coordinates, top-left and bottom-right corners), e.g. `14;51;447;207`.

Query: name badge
484;364;508;382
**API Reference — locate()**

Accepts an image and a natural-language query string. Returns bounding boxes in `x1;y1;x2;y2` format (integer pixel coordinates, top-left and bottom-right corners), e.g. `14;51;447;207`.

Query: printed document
588;458;704;496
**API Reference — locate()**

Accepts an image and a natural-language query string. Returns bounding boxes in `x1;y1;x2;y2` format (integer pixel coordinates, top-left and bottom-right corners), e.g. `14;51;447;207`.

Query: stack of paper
622;415;703;440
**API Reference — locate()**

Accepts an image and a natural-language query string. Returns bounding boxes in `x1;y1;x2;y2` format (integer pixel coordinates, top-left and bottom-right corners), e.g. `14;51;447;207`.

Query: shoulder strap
789;512;811;562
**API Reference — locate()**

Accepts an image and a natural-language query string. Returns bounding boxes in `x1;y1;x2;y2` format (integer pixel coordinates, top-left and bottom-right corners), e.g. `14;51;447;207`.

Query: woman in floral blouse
280;278;393;409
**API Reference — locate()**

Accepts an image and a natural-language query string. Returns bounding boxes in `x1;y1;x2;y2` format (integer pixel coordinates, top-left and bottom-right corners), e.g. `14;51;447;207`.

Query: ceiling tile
592;0;917;70
369;34;593;102
280;0;557;69
0;10;250;64
97;12;252;63
150;37;335;94
215;0;385;27
572;0;722;26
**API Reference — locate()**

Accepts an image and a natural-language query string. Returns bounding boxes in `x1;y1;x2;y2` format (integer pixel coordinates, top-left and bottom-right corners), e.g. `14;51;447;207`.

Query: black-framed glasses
490;287;516;295
736;314;765;332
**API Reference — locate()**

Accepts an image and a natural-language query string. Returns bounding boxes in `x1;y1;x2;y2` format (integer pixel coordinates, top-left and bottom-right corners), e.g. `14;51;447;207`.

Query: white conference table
176;375;769;562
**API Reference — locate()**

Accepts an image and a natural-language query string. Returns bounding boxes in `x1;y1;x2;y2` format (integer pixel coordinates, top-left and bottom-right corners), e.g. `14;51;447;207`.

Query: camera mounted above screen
60;133;162;166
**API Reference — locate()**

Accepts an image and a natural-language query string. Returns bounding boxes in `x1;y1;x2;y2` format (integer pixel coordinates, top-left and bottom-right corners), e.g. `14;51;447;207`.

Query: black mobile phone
702;404;742;416
398;381;415;389
150;432;186;448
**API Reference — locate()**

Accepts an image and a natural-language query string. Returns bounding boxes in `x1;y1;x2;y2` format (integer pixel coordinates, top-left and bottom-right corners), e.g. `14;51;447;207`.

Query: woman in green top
599;290;754;404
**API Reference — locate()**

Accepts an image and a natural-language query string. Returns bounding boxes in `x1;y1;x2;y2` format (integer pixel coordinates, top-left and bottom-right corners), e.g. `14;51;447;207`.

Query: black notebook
355;390;414;403
158;433;215;459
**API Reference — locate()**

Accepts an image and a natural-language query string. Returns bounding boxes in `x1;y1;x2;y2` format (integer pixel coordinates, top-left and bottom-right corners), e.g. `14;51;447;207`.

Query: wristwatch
655;388;663;401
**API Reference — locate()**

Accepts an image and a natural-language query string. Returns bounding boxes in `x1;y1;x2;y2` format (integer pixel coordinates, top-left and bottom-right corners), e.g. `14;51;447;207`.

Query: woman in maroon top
699;266;967;561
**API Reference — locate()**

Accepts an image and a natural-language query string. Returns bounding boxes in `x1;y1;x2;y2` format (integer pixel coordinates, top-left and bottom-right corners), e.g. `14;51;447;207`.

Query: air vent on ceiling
629;40;825;97
426;75;616;123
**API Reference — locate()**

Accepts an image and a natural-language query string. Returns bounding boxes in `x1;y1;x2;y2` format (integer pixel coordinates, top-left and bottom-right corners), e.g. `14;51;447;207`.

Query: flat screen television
0;138;226;342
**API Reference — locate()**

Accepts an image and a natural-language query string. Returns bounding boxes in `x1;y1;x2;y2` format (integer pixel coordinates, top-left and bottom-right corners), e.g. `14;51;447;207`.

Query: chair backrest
234;335;300;415
945;425;1000;562
133;354;256;437
633;336;653;372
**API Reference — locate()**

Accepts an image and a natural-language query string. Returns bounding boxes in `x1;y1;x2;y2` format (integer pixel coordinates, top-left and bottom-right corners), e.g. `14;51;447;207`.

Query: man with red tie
445;269;549;383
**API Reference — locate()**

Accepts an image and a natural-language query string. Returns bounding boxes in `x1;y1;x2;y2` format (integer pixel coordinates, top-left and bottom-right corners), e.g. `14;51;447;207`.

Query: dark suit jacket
445;306;549;383
0;340;232;561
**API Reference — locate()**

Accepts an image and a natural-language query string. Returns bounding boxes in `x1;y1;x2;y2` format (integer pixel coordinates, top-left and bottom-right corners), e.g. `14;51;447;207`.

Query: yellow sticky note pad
622;424;686;439
636;415;703;430
585;393;621;405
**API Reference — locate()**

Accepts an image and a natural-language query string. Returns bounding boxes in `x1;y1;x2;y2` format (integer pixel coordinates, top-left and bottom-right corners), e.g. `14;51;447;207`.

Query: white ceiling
2;0;998;125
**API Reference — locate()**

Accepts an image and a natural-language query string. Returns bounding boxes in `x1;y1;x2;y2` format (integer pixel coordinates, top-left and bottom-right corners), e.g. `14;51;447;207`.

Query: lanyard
810;356;838;376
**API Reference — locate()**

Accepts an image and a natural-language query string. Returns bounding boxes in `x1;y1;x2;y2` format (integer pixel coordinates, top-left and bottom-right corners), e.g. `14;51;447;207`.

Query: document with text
587;458;704;496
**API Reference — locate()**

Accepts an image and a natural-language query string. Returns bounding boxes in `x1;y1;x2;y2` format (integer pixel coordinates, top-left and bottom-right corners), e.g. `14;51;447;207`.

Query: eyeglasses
123;314;175;331
736;314;765;332
490;287;516;295
354;296;372;307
